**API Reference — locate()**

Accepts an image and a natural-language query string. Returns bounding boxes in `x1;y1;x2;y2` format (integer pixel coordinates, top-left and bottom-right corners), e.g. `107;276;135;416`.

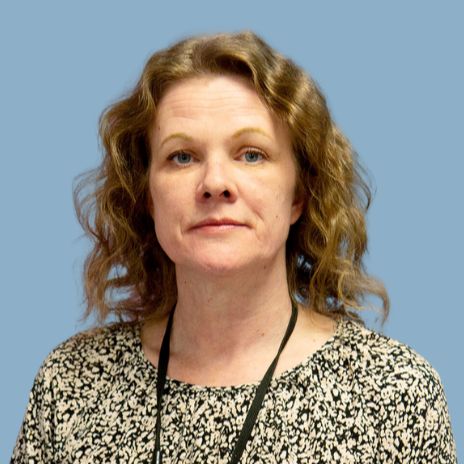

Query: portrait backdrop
1;1;462;460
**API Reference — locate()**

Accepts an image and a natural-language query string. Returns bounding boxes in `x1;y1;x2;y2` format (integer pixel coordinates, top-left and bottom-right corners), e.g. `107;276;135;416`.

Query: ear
290;196;305;225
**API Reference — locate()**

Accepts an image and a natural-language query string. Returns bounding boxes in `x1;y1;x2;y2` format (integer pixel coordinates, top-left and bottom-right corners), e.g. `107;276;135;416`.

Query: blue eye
243;150;263;163
170;152;192;165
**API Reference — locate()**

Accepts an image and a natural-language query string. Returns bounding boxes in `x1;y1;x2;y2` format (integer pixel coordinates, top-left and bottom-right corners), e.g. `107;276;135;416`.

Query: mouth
191;218;247;231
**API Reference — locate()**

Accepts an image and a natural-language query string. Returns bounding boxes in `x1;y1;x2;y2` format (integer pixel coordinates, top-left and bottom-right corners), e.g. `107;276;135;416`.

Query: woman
11;31;456;463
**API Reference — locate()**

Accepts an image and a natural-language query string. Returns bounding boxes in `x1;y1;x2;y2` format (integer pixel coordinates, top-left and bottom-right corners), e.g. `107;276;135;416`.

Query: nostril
201;189;231;199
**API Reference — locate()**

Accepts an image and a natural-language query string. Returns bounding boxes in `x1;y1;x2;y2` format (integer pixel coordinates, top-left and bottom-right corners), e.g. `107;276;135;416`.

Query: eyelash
242;149;265;163
167;151;192;165
166;148;267;165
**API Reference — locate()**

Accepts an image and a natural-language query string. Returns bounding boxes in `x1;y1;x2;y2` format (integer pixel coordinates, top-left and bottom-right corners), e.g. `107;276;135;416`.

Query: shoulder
11;323;145;463
36;322;141;394
333;320;446;406
337;320;443;390
330;320;456;460
44;322;139;365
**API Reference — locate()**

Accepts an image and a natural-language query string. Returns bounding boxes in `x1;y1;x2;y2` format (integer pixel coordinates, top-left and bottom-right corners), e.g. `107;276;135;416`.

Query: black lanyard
151;301;298;464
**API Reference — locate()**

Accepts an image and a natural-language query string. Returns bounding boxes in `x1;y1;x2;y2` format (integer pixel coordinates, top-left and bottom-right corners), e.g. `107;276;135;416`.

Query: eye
168;152;193;165
242;149;264;163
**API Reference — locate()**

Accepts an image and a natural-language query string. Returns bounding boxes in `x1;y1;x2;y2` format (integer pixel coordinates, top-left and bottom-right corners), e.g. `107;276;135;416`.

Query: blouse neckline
133;316;345;392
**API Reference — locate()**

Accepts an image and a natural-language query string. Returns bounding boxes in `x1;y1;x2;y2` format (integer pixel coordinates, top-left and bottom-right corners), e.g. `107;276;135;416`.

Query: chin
191;260;250;277
168;243;285;278
182;252;278;279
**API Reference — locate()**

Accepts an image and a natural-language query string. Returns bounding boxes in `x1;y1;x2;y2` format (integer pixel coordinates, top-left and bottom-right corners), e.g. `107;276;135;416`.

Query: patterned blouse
11;319;457;463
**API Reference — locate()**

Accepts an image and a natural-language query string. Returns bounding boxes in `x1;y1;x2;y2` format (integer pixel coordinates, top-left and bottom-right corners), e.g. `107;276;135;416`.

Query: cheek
151;197;182;262
150;176;190;246
249;180;293;238
150;181;175;238
150;173;178;216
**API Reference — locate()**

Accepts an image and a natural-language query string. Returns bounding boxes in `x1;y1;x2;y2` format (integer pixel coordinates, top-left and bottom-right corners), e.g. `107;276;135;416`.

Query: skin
142;75;335;386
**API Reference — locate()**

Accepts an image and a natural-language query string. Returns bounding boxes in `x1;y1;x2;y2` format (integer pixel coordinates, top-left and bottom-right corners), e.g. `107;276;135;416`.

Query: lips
191;218;246;230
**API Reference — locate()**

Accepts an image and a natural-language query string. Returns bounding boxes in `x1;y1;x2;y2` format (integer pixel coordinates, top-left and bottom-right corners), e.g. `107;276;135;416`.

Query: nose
196;158;237;202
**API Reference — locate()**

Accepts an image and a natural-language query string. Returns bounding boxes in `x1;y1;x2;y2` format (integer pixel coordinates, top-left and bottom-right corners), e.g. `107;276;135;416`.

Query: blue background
1;1;462;460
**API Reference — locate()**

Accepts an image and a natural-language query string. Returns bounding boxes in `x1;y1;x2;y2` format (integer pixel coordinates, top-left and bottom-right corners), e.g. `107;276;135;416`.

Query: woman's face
148;75;303;277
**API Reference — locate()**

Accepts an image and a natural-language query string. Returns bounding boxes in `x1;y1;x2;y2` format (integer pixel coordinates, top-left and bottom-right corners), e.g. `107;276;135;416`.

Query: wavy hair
74;31;389;325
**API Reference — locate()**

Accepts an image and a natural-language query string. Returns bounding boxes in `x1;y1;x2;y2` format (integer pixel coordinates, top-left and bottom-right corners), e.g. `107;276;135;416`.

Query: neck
170;260;294;369
141;257;337;386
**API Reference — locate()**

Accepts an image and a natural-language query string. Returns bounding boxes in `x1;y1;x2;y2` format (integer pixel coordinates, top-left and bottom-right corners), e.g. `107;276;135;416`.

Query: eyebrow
160;132;193;148
231;127;271;139
159;127;271;148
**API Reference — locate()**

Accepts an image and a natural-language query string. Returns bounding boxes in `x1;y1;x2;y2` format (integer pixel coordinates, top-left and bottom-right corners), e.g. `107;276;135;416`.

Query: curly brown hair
74;31;389;326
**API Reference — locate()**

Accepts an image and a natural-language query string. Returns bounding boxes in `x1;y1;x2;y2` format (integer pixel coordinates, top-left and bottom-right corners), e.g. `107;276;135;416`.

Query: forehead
158;75;264;113
151;75;288;143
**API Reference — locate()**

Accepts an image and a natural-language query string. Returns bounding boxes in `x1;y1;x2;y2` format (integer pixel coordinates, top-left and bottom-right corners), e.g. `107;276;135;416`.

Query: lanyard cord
151;301;298;464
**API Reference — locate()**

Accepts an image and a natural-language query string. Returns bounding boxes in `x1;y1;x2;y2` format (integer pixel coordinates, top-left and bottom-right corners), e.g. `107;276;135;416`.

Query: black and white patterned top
11;319;457;463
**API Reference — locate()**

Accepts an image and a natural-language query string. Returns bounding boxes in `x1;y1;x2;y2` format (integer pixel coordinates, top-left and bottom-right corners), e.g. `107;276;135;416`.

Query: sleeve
10;360;56;464
412;372;457;464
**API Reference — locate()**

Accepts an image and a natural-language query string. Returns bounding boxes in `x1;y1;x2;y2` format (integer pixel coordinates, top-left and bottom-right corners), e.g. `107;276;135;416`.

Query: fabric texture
11;319;457;463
